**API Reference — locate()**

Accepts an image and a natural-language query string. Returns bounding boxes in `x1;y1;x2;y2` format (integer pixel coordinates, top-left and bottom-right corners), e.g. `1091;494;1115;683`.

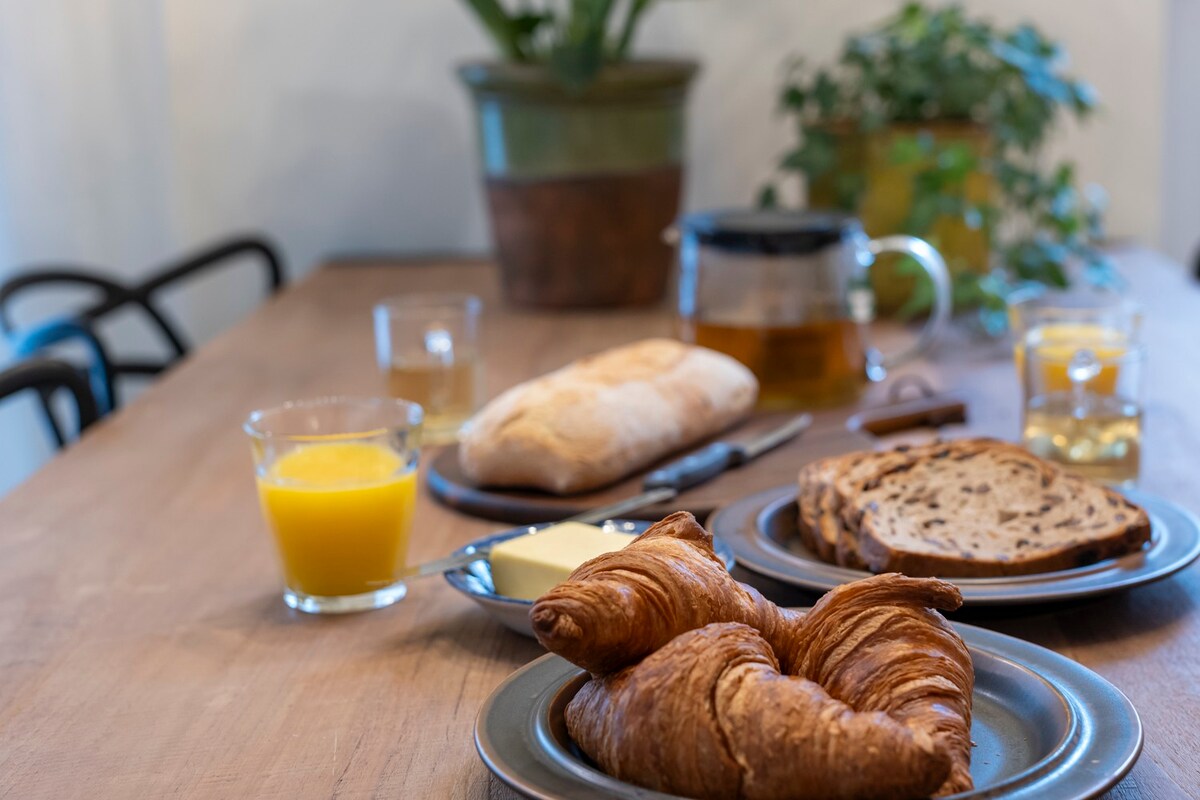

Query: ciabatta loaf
797;439;1152;578
459;339;758;494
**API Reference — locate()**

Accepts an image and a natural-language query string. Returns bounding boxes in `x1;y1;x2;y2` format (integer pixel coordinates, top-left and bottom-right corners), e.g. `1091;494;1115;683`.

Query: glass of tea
1013;293;1144;485
374;293;482;444
674;209;952;408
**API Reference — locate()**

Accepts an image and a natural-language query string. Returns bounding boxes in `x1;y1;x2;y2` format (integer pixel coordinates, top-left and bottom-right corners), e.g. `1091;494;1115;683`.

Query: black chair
0;234;284;416
0;357;99;448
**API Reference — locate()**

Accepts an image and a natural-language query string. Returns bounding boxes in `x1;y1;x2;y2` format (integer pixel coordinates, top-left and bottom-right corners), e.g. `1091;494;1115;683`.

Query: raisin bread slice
846;440;1151;577
794;442;981;569
796;457;846;561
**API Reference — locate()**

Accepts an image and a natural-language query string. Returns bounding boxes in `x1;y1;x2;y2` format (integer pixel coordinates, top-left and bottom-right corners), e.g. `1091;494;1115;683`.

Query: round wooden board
427;419;876;524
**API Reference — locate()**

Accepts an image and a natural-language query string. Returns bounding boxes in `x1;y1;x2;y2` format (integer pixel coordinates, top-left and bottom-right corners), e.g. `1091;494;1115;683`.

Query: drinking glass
374;293;482;444
1021;327;1144;486
244;397;423;613
1008;290;1142;379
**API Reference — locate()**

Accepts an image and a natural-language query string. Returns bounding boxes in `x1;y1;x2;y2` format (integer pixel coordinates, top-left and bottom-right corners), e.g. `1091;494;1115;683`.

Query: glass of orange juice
244;397;423;613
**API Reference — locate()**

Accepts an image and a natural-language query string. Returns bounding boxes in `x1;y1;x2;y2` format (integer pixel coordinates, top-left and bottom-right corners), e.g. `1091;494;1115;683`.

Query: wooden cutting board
427;396;966;524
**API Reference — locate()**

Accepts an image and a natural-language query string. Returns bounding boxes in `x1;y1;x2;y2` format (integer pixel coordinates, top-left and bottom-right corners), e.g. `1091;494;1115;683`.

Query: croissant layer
566;623;952;800
533;512;975;799
531;511;801;675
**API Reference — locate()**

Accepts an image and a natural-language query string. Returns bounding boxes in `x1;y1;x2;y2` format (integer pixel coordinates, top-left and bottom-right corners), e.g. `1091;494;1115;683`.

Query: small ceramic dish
444;520;737;638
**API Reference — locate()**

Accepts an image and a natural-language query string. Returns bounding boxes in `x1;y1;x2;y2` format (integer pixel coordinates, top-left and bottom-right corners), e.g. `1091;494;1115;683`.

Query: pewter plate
707;485;1200;605
444;521;736;638
475;622;1142;800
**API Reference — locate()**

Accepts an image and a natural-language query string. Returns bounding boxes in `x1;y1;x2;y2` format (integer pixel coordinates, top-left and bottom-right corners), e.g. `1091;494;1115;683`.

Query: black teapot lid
678;209;858;255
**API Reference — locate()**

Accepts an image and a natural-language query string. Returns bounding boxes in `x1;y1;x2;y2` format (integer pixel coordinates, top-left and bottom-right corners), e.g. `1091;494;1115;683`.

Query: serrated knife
400;413;813;579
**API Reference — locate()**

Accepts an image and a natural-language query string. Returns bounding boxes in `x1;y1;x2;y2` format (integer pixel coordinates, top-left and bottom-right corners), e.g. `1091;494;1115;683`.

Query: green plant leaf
765;1;1109;312
461;0;526;61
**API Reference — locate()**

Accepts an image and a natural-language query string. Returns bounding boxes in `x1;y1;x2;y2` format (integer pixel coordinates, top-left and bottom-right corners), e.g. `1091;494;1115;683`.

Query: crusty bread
796;438;1152;578
459;338;758;494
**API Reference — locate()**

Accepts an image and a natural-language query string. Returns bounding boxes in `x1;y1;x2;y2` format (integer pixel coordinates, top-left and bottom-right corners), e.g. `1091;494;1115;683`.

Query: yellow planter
809;122;993;312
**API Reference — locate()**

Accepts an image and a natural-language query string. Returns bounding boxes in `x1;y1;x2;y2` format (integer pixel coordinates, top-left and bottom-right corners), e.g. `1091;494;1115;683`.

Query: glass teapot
675;209;951;409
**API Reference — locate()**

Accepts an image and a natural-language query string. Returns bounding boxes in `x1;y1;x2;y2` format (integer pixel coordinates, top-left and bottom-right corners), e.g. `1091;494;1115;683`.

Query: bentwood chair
0;235;285;428
0;357;99;449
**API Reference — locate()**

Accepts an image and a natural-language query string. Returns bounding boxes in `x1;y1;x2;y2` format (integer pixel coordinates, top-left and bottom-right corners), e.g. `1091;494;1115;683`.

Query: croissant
786;575;975;796
531;511;802;675
535;511;975;799
566;622;952;800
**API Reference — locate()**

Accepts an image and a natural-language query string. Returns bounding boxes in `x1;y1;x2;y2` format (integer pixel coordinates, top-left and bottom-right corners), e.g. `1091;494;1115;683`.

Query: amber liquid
693;320;867;409
386;358;479;444
1023;393;1141;485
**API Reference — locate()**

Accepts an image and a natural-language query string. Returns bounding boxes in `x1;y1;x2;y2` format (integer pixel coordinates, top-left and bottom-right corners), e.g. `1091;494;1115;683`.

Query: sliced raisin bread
796;442;966;569
796;438;1151;578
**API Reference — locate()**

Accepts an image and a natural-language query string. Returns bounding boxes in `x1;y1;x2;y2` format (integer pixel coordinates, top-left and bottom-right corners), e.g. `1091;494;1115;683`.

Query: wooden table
2;249;1198;799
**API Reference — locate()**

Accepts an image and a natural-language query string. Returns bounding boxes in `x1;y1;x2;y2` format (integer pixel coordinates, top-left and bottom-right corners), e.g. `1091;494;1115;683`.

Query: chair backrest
0;234;285;410
0;357;99;449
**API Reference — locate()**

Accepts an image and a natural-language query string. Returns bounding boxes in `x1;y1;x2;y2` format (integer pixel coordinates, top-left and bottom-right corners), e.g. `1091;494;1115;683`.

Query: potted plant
458;1;696;308
761;3;1113;325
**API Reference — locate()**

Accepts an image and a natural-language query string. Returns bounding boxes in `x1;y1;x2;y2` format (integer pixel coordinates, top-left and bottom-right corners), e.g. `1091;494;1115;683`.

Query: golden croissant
531;511;803;675
533;511;974;800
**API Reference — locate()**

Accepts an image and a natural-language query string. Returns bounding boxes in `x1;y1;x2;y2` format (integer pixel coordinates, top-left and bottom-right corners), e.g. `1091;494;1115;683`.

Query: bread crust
459;339;758;494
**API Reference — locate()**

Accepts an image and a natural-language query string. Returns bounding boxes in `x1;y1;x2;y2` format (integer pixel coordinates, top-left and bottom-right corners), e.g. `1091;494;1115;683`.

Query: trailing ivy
762;3;1115;325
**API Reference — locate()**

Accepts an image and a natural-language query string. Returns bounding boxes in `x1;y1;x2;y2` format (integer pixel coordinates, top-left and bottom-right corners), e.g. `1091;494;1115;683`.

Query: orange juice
257;442;416;597
1017;323;1127;395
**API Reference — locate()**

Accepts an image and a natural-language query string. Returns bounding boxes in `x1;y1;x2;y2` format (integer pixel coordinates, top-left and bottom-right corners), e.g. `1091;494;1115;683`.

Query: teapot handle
857;235;952;381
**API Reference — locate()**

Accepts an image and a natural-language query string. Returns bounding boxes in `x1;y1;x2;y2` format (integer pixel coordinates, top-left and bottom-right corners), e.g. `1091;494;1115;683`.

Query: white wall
161;0;1167;271
0;0;1176;493
1162;0;1200;268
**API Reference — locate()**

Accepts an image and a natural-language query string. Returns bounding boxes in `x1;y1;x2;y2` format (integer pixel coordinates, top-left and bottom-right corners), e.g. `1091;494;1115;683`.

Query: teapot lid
679;208;857;255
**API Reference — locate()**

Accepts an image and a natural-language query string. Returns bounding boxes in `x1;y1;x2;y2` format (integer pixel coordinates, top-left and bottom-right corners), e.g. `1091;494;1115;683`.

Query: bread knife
401;413;813;579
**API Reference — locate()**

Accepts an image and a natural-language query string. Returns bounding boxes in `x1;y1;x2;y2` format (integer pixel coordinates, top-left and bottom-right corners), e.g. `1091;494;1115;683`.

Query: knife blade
399;413;813;579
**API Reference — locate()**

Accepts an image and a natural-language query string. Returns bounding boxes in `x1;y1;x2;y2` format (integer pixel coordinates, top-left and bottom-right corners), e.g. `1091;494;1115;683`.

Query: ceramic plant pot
809;121;993;313
459;60;697;308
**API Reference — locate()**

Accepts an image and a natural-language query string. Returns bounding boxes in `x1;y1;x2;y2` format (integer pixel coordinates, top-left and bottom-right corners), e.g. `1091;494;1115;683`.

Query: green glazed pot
459;60;698;308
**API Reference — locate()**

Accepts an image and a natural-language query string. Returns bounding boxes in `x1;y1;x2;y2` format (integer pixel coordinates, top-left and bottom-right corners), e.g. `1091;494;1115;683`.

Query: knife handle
642;442;737;492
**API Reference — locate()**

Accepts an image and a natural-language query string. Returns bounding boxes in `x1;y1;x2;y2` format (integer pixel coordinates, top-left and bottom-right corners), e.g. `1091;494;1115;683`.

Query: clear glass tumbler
244;397;423;613
1021;328;1145;486
374;293;482;445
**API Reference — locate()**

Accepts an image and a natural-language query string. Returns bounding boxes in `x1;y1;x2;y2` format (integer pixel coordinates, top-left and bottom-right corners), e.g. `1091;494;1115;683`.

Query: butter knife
399;413;813;579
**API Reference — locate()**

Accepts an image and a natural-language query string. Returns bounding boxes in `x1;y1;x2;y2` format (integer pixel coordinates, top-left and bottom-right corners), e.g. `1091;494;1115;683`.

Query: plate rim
474;619;1143;800
707;484;1200;605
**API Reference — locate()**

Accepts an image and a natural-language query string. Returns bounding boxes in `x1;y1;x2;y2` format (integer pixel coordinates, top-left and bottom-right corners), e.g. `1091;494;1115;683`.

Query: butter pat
490;522;637;601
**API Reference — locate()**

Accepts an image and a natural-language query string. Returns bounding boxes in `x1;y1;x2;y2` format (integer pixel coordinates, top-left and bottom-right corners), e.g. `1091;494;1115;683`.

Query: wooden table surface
2;249;1198;799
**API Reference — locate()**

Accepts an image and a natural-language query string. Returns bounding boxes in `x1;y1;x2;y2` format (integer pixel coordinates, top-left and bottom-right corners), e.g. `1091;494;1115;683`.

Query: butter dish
444;519;737;638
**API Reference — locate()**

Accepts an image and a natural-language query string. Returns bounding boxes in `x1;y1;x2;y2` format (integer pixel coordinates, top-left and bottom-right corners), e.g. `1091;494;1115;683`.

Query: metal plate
708;485;1200;605
475;622;1142;800
444;521;736;638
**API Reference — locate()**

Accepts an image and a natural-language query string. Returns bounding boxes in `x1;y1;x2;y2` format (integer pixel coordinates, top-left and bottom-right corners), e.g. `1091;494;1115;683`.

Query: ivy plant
461;0;664;89
761;2;1115;326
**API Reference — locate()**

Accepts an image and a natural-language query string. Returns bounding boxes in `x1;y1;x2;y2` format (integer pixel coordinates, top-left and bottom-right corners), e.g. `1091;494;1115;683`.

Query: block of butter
489;522;637;601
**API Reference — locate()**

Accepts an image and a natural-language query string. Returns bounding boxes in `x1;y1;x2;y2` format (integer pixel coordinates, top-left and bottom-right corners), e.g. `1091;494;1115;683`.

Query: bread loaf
459;339;758;494
797;438;1152;578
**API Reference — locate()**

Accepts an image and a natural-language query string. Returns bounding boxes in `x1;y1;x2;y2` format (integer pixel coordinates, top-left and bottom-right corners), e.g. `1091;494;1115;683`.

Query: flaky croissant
531;511;802;675
535;511;975;800
567;622;953;800
786;575;975;796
